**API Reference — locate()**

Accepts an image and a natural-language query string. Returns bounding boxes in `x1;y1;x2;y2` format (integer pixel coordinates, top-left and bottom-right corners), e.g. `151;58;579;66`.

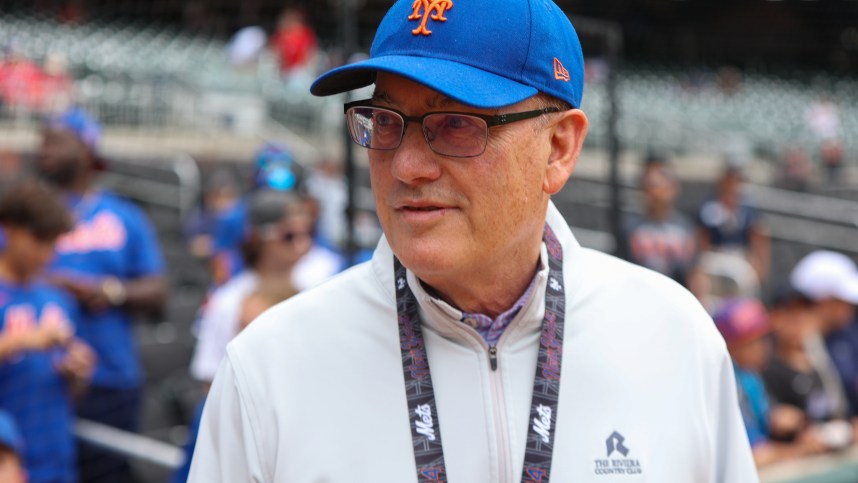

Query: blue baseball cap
253;142;304;192
713;298;771;346
311;0;584;109
0;411;23;456
47;106;106;169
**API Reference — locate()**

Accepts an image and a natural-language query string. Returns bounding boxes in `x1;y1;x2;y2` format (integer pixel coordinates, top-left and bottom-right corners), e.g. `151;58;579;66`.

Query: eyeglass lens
347;107;488;157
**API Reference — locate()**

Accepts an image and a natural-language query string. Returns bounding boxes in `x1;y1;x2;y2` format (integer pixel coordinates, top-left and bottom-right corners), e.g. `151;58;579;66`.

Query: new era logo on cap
408;0;453;36
554;58;570;82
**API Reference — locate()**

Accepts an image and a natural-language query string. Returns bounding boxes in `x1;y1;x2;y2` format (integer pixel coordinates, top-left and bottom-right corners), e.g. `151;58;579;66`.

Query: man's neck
419;250;542;319
53;174;92;197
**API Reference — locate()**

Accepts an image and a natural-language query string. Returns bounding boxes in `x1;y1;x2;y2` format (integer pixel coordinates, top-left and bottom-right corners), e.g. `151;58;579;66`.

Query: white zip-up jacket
189;203;758;482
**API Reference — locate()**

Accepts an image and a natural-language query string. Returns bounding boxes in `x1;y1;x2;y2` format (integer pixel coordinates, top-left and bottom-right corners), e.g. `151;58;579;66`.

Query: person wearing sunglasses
190;0;757;481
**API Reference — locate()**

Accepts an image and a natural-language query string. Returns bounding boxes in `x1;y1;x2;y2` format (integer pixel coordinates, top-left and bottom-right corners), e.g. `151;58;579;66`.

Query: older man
190;0;756;481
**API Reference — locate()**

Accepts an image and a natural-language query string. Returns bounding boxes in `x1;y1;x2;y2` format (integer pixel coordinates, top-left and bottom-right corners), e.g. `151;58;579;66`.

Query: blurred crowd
620;153;858;469
0;103;365;482
0;42;74;116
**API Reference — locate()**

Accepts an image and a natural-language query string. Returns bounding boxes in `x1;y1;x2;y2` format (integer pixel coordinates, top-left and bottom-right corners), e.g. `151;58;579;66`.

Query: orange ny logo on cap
553;58;570;82
408;0;453;36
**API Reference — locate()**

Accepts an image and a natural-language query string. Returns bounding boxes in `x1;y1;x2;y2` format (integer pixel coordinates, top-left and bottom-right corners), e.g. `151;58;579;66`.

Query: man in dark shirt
622;159;699;288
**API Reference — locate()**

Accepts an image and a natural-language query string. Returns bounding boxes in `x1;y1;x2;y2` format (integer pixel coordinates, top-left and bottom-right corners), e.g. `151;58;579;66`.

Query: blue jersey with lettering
50;191;165;388
0;280;79;483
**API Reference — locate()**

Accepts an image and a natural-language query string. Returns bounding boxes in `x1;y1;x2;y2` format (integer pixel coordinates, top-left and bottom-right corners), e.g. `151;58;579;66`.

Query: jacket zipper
459;326;513;483
487;342;512;483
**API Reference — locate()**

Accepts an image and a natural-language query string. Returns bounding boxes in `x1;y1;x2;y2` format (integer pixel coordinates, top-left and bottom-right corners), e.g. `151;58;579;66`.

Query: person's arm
188;356;266;482
48;274;166;315
748;222;770;284
101;275;167;314
0;322;71;363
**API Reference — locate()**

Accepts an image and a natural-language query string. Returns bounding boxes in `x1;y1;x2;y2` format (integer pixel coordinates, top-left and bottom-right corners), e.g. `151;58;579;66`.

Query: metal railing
97;153;201;222
74;419;183;470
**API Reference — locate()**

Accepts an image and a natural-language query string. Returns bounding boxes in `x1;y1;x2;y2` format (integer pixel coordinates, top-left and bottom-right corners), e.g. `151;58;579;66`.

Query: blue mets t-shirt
211;200;247;253
50;191;165;389
0;280;79;483
734;364;770;448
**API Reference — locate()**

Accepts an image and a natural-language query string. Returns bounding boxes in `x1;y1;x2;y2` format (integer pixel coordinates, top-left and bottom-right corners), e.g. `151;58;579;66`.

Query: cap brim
311;55;538;109
836;277;858;304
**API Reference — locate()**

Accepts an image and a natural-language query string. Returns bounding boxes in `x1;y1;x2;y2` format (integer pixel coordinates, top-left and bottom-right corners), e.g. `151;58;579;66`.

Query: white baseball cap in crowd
790;250;858;304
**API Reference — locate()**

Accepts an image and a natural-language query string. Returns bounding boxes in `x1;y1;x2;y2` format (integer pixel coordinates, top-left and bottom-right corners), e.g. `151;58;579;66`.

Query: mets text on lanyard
394;224;566;483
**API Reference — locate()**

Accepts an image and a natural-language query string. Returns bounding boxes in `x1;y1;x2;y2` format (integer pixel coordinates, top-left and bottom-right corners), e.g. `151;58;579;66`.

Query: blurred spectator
270;7;318;88
185;168;246;264
39;53;74;115
0;42;45;112
304;157;347;251
0;45;72;116
178;190;310;480
714;298;828;466
203;143;343;292
227;26;267;70
621;156;701;289
237;277;298;332
805;94;844;183
764;286;849;427
820;139;845;185
174;263;300;482
0;179;96;482
791;251;858;416
697;161;770;284
776;145;812;192
0;411;26;483
0;151;22;186
190;189;310;387
34;107;167;482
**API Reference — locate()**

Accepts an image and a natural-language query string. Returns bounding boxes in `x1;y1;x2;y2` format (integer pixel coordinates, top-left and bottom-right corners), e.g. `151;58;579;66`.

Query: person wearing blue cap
191;1;757;481
35;107;167;482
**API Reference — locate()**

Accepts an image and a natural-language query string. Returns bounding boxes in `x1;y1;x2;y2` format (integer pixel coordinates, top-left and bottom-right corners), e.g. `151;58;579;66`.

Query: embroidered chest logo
594;431;644;476
408;0;453;36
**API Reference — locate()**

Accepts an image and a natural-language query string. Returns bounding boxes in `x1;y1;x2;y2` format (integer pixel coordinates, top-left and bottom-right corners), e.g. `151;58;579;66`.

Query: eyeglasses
344;99;563;158
280;231;311;244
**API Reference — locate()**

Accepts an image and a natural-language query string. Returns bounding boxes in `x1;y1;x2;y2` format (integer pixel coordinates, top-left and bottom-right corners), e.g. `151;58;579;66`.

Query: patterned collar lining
459;266;542;346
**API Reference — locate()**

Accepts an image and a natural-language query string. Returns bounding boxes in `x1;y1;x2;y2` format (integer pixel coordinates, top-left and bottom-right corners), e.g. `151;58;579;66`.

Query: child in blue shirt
0;179;95;483
714;298;826;467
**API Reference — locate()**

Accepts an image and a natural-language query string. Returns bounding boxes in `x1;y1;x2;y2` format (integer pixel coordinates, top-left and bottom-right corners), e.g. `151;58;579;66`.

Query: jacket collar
370;201;583;344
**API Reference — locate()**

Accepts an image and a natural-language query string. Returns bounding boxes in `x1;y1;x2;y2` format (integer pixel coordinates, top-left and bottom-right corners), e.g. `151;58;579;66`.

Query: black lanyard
395;225;567;483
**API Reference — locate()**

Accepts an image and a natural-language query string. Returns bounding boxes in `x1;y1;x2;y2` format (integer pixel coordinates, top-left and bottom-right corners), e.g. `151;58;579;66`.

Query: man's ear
543;109;588;195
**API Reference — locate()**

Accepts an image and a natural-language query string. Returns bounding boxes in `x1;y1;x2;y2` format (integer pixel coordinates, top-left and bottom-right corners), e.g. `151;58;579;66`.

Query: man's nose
390;123;442;185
